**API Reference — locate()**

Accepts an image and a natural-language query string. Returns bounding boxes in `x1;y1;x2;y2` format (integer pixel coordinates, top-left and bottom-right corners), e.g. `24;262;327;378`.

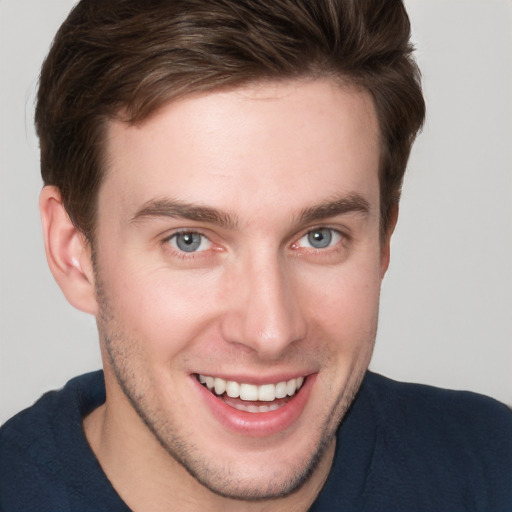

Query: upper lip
193;372;313;385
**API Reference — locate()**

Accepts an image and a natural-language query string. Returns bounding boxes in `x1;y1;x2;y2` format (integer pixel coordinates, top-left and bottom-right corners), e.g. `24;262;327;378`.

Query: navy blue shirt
1;371;511;511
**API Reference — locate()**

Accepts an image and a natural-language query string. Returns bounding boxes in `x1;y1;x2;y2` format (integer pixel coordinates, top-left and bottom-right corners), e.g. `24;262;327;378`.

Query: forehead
99;79;380;225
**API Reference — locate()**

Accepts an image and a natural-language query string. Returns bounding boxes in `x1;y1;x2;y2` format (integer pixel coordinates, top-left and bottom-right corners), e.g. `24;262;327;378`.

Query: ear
380;204;399;278
40;186;98;315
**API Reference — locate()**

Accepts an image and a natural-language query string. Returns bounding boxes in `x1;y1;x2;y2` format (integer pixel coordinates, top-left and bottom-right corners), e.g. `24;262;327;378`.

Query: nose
220;252;307;359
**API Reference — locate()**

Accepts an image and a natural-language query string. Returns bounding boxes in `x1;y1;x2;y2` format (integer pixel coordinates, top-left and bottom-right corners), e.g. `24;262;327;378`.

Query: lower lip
195;375;316;437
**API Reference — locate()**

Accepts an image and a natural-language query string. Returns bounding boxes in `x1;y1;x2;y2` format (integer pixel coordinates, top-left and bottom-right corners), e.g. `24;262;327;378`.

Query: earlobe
40;186;98;315
380;205;399;278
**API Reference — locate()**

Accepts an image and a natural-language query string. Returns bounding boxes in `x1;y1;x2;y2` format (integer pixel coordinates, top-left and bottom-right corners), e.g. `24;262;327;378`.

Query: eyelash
162;230;214;259
162;226;346;259
293;227;344;251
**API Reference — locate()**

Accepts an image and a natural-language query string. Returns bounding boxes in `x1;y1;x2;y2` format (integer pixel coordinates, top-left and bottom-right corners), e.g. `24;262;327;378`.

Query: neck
83;388;335;512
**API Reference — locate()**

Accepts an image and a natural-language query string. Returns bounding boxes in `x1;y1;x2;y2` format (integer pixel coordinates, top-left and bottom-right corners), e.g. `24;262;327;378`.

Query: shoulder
0;371;106;511
1;371;105;453
364;371;512;438
361;372;512;510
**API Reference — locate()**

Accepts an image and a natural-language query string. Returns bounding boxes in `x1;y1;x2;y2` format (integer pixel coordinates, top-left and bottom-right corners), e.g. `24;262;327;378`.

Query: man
1;1;510;511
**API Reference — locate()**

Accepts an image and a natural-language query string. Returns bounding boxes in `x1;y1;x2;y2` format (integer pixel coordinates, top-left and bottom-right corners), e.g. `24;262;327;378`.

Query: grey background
1;0;511;424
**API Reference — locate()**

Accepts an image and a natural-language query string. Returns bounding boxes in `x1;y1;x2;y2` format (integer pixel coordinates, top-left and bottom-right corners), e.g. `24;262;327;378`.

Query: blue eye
299;228;342;249
169;232;211;253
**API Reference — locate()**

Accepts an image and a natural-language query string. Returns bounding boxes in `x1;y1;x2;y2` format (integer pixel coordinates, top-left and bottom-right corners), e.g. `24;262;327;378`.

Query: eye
297;228;342;249
168;232;212;253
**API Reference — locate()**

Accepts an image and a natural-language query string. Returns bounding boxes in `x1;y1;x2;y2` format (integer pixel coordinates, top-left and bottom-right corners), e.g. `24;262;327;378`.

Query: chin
163;430;335;501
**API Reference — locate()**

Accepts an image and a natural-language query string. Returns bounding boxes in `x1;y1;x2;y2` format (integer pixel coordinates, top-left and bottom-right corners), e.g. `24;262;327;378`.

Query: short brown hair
36;0;425;240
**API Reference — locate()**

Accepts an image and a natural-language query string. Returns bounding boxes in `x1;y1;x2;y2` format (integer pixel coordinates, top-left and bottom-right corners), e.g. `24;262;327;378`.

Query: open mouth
196;374;306;413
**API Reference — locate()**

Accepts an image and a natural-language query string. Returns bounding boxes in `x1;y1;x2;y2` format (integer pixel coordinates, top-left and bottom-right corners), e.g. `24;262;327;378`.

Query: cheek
301;260;382;344
102;262;224;356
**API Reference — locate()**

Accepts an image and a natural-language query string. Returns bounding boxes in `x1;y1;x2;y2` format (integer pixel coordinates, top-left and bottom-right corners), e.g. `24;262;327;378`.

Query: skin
41;79;394;511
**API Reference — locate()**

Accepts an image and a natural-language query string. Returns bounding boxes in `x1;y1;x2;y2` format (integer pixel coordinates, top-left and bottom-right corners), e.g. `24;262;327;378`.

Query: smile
197;374;306;413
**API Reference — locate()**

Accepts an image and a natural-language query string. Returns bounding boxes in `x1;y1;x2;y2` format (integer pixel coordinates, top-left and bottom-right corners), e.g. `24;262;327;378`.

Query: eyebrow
131;198;239;229
131;192;370;229
298;193;370;225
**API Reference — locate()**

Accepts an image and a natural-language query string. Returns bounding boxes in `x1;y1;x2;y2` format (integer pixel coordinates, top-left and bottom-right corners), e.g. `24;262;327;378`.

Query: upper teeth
198;375;305;401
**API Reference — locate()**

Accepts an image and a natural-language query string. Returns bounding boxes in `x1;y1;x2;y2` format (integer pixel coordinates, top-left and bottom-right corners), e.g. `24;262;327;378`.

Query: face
92;79;386;500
